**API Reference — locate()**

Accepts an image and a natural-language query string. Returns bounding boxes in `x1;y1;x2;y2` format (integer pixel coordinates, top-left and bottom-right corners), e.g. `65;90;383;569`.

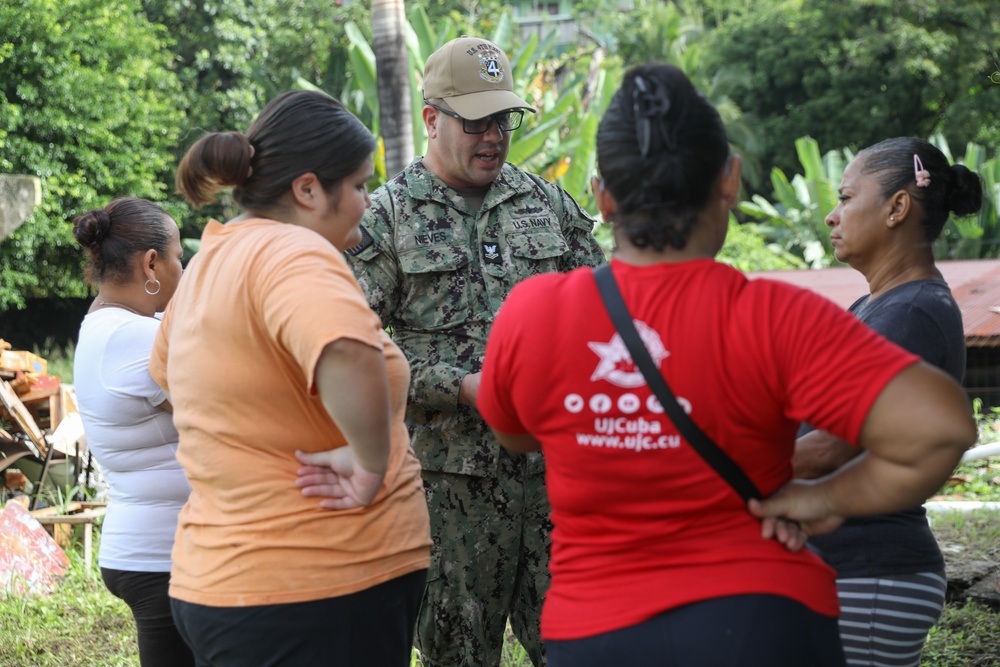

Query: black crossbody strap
593;264;761;502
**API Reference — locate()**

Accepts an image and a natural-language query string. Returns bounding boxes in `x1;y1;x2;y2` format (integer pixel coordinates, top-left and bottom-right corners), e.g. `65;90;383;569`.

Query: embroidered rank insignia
482;241;501;265
345;225;375;256
478;47;504;83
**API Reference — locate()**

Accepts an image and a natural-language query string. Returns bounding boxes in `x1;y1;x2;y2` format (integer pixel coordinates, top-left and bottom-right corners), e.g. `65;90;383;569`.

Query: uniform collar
398;159;536;213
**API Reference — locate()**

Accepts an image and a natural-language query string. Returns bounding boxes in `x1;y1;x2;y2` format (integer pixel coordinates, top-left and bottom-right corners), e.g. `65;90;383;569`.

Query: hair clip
246;143;255;181
632;76;672;158
913;154;931;188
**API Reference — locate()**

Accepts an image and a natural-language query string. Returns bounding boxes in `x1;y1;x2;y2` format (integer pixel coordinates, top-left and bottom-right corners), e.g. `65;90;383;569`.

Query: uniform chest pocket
506;229;568;276
397;246;472;331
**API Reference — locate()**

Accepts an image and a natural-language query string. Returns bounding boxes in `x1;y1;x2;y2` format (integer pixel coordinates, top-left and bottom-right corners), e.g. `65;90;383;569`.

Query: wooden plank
29;502;106;572
0;380;48;458
32;513;102;525
31;502;108;523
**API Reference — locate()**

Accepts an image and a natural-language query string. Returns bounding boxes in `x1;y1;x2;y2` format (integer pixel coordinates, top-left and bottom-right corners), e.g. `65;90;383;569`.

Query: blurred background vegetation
1;0;998;337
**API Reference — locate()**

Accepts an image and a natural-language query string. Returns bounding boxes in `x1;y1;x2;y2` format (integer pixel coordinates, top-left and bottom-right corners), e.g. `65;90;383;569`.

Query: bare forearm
315;339;391;475
459;372;481;407
793;430;858;479
815;363;976;516
752;363;977;535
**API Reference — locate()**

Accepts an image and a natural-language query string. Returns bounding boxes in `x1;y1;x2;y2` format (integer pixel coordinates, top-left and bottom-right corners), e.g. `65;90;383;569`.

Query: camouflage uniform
346;158;605;667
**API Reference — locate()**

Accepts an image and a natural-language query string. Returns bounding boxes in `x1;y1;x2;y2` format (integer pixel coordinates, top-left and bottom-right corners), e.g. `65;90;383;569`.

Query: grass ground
1;509;997;667
0;550;137;667
0;530;534;667
2;345;996;665
922;509;1000;667
936;459;1000;502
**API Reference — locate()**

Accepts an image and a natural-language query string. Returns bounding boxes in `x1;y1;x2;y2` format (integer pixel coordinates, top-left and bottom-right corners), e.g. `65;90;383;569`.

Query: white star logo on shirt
588;320;670;388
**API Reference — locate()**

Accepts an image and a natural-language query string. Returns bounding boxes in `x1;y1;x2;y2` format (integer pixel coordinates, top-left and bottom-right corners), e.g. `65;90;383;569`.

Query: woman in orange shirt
151;90;431;667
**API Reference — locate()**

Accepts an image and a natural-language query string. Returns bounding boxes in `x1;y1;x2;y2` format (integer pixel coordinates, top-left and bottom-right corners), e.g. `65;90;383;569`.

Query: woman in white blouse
72;197;192;667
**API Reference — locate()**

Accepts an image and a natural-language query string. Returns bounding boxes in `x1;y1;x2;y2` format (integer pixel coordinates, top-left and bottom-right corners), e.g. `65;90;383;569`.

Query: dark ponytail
176;90;376;211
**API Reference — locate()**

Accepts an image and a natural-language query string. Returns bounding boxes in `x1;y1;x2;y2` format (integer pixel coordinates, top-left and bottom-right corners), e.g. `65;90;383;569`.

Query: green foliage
940;460;1000;502
0;0;184;310
739;137;849;268
705;1;1000;185
717;217;806;272
742;134;1000;267
142;0;368;144
0;534;138;666
930;136;1000;260
5;0;1000;314
44;483;88;515
4;512;996;666
920;509;1000;666
920;509;1000;667
316;6;621;212
600;0;704;68
508;34;621;213
923;600;1000;667
933;400;1000;501
930;507;1000;554
972;399;1000;443
589;215;805;270
572;0;764;187
31;338;75;383
142;0;370;234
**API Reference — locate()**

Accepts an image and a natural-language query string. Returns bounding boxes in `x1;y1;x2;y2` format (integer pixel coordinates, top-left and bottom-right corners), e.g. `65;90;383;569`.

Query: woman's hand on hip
295;447;385;510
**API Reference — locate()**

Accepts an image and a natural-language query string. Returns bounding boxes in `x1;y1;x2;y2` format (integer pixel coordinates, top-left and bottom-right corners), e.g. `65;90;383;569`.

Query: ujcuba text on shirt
572;416;683;452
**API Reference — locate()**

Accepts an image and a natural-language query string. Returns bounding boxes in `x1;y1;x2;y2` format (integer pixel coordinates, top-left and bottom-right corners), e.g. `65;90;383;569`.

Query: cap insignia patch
478;47;504;84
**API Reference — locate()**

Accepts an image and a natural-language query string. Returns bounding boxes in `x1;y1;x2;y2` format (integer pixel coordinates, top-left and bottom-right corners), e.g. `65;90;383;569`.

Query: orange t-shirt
150;219;430;607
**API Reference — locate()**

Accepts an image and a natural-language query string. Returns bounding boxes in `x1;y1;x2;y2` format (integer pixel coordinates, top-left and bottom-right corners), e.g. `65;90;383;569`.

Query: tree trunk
0;175;41;242
371;0;413;179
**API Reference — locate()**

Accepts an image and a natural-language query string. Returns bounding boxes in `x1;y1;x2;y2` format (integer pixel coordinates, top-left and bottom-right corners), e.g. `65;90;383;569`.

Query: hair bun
175;131;254;208
947;164;984;218
72;209;113;249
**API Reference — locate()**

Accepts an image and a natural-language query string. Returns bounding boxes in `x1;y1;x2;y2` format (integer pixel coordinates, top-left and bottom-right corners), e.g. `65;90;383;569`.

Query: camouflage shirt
346;158;605;477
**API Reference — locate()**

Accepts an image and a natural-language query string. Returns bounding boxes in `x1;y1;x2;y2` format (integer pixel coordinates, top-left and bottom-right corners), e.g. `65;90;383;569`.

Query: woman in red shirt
476;65;976;667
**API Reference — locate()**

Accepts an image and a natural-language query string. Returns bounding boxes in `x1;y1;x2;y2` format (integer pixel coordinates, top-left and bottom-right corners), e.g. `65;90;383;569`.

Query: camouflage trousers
416;448;552;667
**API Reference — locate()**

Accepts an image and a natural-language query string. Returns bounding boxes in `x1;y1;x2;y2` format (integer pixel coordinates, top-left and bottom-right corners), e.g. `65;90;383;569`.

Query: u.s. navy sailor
346;35;604;667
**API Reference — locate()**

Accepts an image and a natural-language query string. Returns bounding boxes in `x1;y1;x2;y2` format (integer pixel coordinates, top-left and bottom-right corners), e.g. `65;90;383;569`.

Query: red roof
748;259;1000;347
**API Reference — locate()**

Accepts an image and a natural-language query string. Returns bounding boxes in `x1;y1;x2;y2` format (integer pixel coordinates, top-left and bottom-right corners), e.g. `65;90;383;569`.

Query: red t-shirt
477;258;918;640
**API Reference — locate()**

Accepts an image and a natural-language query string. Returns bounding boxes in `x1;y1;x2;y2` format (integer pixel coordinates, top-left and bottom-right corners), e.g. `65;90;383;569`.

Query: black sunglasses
425;101;524;134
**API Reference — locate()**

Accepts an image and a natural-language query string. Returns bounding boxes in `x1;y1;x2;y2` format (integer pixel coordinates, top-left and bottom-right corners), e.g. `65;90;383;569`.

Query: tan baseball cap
422;36;536;120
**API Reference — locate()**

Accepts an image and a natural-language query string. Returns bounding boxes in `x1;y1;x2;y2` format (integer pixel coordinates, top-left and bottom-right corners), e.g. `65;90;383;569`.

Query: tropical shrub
738;137;849;268
740;134;1000;267
705;0;1000;187
0;0;183;310
930;136;1000;260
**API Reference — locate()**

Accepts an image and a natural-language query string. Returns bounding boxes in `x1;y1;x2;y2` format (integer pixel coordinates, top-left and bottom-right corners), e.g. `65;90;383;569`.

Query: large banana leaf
506;111;571;165
490;13;514;53
344;22;379;132
561;113;598;208
929;134;1000;259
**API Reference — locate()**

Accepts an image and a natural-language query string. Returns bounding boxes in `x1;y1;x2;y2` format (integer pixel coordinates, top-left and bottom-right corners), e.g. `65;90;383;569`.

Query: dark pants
101;568;196;667
547;594;847;667
171;568;427;667
417;450;550;667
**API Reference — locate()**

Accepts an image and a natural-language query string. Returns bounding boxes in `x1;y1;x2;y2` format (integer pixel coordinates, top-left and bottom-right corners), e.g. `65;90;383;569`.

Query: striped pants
836;572;947;667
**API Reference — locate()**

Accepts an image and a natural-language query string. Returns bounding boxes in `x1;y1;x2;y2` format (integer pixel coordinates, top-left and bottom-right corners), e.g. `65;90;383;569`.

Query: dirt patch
930;508;1000;608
